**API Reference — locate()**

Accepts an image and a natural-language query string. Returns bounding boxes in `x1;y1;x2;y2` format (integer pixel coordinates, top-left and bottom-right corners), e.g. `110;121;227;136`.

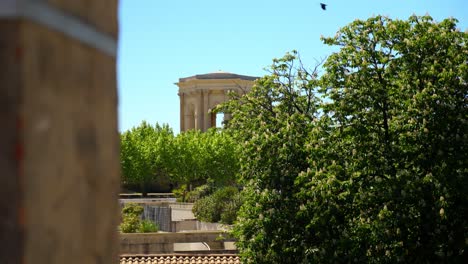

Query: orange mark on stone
16;117;26;229
16;116;23;130
15;140;24;161
15;45;23;61
15;118;24;161
18;206;25;227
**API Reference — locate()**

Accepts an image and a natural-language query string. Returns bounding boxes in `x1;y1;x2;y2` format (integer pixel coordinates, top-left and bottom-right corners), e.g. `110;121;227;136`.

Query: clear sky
117;0;467;133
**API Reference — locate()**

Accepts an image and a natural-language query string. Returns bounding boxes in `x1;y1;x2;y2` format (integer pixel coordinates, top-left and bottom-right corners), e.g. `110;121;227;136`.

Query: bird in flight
320;3;327;10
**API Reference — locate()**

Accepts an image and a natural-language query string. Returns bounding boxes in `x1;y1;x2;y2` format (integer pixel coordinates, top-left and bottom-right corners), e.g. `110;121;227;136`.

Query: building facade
176;72;259;132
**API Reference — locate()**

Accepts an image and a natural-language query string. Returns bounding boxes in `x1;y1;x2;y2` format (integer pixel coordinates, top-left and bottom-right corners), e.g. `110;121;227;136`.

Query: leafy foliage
185;180;215;203
119;203;158;233
120;122;240;198
219;50;322;263
301;15;467;263
171;129;240;193
119;213;140;233
138;219;159;233
225;15;468;263
122;203;143;216
120;122;174;196
192;186;243;224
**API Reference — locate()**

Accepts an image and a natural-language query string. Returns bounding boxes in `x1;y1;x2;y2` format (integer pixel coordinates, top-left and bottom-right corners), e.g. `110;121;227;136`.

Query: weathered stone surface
0;2;119;263
120;232;236;254
176;72;259;132
20;20;120;264
48;0;118;37
0;20;23;264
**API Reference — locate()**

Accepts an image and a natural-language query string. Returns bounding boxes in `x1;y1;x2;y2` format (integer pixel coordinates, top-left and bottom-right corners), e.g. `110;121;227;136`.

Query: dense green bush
122;203;143;216
119;203;158;233
220;194;243;224
185;182;214;203
192;186;243;224
119;213;141;233
138;219;158;233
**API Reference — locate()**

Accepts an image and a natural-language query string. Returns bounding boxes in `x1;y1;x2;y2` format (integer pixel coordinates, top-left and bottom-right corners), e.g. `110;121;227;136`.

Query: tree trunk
140;183;148;197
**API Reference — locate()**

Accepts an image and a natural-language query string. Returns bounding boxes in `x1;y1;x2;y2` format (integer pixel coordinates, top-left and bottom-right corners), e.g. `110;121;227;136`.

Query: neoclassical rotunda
175;72;259;132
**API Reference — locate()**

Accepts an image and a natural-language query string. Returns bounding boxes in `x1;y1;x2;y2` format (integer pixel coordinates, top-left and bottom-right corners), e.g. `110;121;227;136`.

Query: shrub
185;182;215;203
120;214;140;233
192;194;219;222
192;186;243;224
119;203;158;233
220;193;243;224
138;219;159;233
122;203;143;216
172;184;188;202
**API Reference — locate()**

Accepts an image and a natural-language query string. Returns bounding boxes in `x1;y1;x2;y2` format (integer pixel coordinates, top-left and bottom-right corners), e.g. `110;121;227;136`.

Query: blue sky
117;0;467;133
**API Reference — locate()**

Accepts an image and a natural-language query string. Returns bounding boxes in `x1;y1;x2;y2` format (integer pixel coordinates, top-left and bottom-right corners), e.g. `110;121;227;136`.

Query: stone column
184;105;194;131
179;92;185;131
203;90;211;130
195;90;205;131
183;93;193;131
0;1;119;264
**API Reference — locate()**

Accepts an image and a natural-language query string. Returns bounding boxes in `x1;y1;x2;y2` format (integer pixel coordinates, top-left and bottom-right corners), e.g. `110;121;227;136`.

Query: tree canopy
171;128;240;188
224;15;467;263
219;50;322;263
120;122;240;197
120;122;174;196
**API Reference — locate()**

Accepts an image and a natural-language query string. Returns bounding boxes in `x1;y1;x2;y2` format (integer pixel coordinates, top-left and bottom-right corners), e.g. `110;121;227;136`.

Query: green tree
297;15;467;263
220;51;322;263
227;15;467;263
120;121;174;196
120;121;239;199
170;128;240;201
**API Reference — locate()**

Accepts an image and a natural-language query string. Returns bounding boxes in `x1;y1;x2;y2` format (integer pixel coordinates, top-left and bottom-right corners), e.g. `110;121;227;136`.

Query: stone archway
176;71;259;132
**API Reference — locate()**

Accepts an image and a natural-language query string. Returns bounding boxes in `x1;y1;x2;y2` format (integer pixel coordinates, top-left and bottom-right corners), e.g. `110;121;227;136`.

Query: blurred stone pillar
0;1;120;264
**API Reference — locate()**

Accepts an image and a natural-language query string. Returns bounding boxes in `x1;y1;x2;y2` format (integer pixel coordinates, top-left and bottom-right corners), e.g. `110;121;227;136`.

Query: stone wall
171;220;224;233
120;232;236;254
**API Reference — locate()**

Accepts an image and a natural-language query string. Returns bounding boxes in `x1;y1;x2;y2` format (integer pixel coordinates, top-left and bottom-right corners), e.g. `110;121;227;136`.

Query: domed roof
178;71;259;82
